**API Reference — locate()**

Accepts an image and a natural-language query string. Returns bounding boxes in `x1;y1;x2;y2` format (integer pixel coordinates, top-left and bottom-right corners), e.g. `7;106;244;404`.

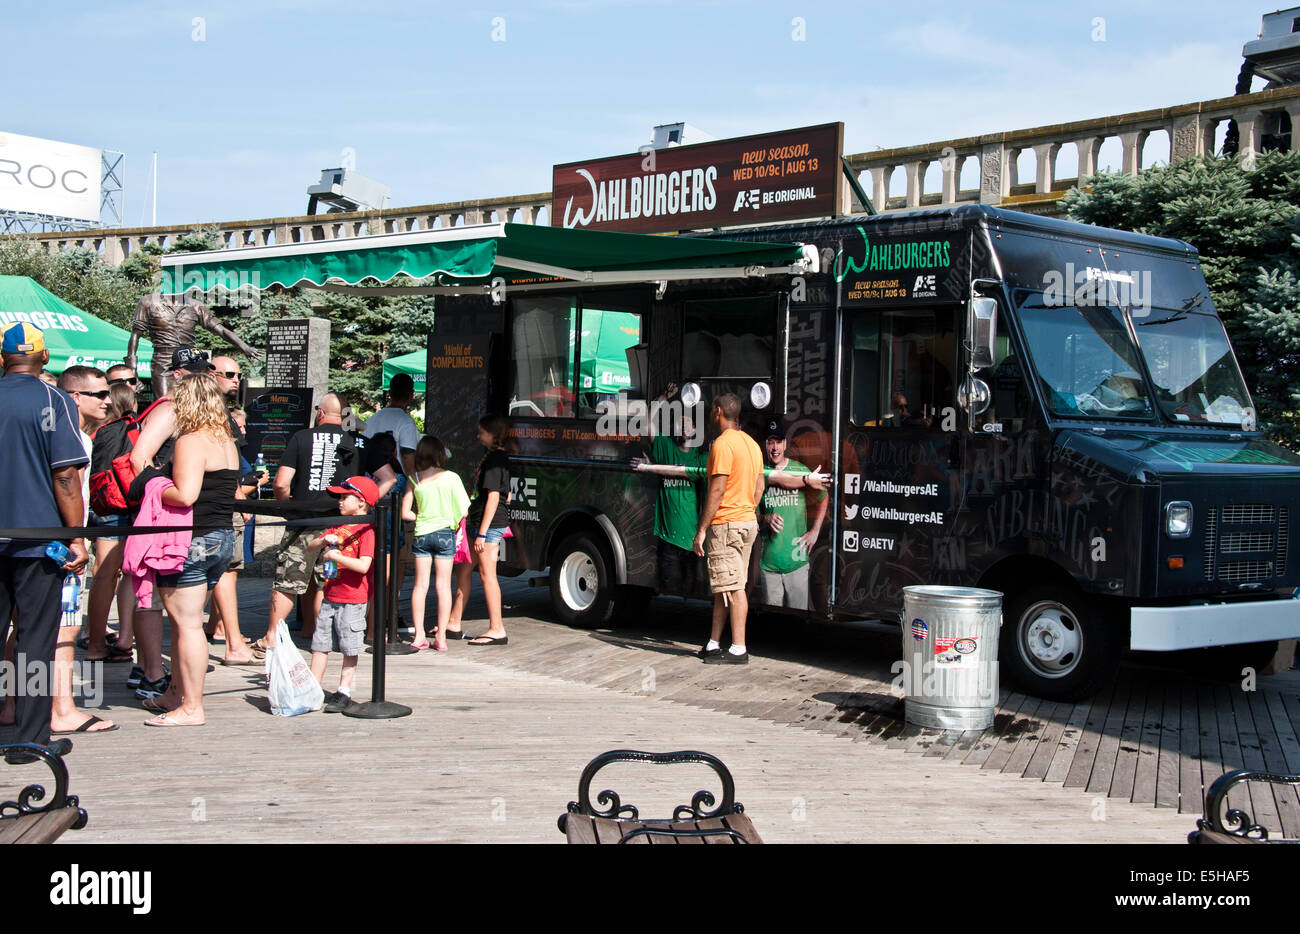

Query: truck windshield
1015;293;1154;419
1133;309;1255;427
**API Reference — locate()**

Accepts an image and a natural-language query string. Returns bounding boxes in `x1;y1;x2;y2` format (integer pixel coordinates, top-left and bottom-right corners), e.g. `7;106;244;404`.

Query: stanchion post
382;487;415;656
344;491;411;719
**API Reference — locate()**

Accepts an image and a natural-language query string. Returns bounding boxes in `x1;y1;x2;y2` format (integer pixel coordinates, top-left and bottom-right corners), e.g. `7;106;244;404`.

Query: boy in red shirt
307;476;377;713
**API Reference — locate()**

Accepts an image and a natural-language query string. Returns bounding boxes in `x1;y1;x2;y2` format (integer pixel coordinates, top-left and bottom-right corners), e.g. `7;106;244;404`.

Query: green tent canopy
382;349;425;391
158;222;813;294
0;275;153;375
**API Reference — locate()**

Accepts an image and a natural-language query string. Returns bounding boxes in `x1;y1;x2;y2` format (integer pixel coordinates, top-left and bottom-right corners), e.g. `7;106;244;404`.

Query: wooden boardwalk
466;576;1300;839
0;578;1208;844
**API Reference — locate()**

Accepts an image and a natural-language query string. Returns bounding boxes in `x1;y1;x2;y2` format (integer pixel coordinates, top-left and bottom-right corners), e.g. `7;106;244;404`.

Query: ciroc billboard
0;131;102;223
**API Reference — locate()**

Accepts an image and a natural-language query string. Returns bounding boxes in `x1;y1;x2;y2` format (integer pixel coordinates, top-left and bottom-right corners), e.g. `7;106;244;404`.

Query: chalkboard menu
244;388;314;469
425;333;491;490
265;320;311;388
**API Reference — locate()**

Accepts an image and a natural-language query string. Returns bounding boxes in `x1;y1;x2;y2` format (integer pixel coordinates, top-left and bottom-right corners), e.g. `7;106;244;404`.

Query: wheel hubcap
559;552;598;612
1020;601;1082;678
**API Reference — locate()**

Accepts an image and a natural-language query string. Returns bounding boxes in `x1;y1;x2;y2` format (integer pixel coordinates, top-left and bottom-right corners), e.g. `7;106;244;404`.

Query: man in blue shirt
0;323;89;756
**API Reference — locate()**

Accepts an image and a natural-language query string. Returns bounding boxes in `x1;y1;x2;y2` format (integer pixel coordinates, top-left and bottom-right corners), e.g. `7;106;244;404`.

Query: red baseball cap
328;475;379;506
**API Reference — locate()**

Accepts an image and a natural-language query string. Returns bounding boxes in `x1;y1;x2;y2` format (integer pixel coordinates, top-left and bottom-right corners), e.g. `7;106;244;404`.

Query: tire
549;533;616;629
1000;584;1119;702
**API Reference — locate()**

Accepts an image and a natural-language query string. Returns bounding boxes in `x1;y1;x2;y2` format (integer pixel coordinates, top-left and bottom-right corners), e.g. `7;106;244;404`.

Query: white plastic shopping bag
266;622;324;716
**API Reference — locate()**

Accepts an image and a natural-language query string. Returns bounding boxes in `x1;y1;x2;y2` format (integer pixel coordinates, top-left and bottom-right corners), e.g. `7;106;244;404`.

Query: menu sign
552;122;844;234
243;388;313;469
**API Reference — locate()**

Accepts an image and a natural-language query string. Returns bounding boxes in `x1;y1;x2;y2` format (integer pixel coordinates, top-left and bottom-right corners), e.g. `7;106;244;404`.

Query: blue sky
3;0;1272;227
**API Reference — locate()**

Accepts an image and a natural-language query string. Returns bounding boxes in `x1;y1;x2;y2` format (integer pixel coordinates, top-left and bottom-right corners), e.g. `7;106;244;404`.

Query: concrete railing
9;192;552;264
10;86;1300;263
840;85;1300;215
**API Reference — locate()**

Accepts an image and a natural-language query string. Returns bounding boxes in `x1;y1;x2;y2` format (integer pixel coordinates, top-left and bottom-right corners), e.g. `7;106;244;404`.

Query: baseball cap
764;420;787;441
170;346;214;373
2;322;46;356
328;475;379;507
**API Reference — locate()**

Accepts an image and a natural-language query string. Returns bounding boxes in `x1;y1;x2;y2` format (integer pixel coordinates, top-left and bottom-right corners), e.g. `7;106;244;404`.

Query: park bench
0;744;89;844
1188;769;1300;844
558;749;762;844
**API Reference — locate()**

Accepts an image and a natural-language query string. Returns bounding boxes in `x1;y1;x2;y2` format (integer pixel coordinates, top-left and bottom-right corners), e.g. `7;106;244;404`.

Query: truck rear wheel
1001;585;1119;702
549;533;616;629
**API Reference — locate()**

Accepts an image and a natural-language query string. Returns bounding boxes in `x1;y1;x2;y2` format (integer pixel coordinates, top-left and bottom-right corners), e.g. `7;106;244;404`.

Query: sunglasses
72;389;111;400
109;377;139;387
215;371;241;380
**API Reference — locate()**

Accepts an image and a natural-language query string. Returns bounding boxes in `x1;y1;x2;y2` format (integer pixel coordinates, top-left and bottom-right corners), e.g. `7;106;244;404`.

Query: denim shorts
157;529;236;590
476;527;506;545
413;528;456;558
91;511;129;542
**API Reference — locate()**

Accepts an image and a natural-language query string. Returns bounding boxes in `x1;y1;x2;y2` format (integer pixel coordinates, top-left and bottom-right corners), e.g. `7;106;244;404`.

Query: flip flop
85;645;134;663
467;635;508;646
143;714;205;728
408;642;431;652
52;715;119;735
443;629;469;640
221;657;263;666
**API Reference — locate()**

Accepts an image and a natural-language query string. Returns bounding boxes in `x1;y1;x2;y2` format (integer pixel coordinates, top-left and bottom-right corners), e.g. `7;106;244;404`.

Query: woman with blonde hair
143;372;239;727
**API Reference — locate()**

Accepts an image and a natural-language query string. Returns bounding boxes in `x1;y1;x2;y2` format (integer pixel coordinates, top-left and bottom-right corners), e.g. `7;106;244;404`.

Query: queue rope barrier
0;492;409;718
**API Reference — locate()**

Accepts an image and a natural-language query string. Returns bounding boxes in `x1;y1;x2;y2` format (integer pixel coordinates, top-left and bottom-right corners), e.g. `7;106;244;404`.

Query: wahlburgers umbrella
0;275;154;375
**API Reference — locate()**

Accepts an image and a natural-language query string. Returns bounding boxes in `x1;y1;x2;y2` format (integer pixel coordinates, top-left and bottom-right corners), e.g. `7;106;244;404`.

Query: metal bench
1;744;89;844
558;749;762;844
1188;769;1300;844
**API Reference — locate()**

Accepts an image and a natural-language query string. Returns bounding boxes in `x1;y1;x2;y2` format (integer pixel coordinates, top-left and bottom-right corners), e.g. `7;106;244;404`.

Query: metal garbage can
899;585;1002;730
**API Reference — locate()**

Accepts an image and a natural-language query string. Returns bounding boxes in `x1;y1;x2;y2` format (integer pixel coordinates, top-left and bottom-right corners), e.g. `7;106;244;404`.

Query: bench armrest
1193;769;1300;843
0;744;89;830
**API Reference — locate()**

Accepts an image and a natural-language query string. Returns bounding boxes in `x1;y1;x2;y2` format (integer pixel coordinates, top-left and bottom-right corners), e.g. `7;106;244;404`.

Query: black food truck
164;203;1300;701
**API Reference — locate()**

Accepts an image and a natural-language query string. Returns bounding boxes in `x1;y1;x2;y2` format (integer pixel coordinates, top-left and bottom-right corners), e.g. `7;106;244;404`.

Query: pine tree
1063;150;1300;445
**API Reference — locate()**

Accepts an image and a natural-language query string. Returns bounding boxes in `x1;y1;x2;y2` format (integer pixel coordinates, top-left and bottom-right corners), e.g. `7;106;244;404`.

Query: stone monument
265;318;331;404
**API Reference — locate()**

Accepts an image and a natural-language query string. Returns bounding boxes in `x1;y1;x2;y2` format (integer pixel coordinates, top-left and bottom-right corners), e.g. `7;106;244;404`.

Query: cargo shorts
705;520;759;597
273;528;325;596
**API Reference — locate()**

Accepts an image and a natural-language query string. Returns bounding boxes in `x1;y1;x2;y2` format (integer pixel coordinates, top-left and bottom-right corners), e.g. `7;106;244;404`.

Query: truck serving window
510;295;577;418
1133;309;1254;426
848;308;956;427
1016;293;1154;420
509;293;645;419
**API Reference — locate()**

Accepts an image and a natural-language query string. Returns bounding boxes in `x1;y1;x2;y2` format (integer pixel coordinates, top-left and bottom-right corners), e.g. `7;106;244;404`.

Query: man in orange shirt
692;393;764;664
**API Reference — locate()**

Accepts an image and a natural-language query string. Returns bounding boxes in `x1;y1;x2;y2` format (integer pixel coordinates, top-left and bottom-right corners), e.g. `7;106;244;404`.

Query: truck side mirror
969;297;997;370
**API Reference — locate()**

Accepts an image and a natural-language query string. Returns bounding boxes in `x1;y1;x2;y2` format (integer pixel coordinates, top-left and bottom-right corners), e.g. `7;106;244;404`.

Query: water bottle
322;559;339;580
45;541;70;565
253;452;267;499
61;574;81;614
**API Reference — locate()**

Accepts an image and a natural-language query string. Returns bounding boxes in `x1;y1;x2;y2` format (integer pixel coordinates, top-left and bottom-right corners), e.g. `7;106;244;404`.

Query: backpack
88;397;170;515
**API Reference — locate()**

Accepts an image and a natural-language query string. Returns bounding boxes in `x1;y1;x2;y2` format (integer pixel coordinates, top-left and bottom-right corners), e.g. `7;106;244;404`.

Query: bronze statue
126;294;262;397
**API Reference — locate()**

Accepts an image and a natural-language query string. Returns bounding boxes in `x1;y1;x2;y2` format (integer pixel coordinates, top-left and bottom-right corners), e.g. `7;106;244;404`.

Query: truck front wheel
549;533;616;629
1001;585;1119;701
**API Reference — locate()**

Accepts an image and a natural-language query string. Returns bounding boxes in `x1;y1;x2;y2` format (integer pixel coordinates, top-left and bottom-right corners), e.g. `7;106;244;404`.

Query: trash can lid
902;585;1003;609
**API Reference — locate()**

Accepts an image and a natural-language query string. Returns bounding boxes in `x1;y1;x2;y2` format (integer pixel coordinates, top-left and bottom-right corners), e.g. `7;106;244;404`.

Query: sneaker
703;650;749;665
697;645;724;660
126;666;145;689
5;738;72;765
323;692;353;714
134;674;171;699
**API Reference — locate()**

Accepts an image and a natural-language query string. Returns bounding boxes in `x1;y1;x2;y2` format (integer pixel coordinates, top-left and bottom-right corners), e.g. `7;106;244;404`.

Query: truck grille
1203;504;1288;584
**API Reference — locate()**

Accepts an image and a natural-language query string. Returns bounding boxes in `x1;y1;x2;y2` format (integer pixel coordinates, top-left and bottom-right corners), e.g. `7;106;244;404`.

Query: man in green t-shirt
647;419;707;595
758;421;827;610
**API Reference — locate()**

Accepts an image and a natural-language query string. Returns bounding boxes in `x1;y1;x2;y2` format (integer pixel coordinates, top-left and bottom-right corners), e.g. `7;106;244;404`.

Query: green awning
0;275;154;375
159;222;811;293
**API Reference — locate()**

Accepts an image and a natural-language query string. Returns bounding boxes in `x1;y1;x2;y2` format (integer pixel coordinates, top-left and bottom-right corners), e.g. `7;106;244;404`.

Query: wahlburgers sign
836;225;964;305
552;122;844;234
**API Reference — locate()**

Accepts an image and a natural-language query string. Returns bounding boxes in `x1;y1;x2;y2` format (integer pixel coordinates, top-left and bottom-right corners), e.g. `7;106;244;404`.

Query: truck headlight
1165;501;1193;539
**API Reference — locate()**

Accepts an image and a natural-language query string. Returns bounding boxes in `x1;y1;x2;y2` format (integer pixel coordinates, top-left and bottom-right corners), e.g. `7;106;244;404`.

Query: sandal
85;644;134;663
408;641;431;651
